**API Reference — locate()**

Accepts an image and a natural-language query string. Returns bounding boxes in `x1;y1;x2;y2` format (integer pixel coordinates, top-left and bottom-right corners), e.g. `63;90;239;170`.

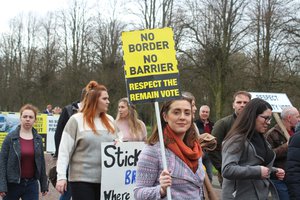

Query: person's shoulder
224;114;235;121
106;114;114;121
68;112;83;123
64;101;80;116
33;130;43;140
142;143;160;154
7;126;20;138
194;119;201;123
138;119;146;126
223;134;243;149
289;132;300;146
217;114;233;122
72;112;83;117
71;100;80;107
214;114;233;127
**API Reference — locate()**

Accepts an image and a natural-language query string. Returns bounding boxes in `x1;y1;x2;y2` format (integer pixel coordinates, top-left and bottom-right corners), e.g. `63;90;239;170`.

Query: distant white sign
250;92;292;113
46;115;59;153
101;142;145;200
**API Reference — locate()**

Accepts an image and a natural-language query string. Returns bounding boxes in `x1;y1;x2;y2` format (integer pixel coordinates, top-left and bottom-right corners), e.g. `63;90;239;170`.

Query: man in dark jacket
54;88;86;157
286;124;300;199
195;105;214;182
54;102;80;157
208;91;251;185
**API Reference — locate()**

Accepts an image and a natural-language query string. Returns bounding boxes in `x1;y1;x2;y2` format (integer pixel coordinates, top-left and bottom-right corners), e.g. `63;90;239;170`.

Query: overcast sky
0;0;136;33
0;0;70;32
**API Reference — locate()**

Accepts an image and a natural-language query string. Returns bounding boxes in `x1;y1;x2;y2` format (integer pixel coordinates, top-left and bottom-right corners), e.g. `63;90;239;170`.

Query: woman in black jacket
0;104;48;200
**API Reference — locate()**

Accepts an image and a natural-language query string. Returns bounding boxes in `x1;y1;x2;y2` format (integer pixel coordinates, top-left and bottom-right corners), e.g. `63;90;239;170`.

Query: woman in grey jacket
222;98;284;199
0;104;48;200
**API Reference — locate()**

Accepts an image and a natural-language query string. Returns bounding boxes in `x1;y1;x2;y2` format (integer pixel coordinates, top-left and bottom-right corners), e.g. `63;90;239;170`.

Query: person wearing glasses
265;106;300;200
222;98;284;199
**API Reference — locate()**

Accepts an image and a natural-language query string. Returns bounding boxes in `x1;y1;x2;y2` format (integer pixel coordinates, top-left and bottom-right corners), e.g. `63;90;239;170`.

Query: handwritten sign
122;27;181;104
250;92;292;112
101;142;145;200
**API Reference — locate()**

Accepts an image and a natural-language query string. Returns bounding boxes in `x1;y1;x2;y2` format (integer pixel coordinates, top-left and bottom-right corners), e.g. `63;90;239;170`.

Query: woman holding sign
0;104;48;200
115;97;147;142
134;96;205;199
56;81;118;200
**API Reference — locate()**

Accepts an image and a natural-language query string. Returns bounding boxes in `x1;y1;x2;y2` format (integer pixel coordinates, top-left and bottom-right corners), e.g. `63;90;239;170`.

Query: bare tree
36;12;65;106
131;0;175;28
246;0;299;92
57;0;94;102
90;6;127;114
179;0;249;119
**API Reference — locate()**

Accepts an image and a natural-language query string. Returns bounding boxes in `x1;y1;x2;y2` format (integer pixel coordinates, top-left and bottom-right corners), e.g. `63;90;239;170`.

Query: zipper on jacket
13;141;21;183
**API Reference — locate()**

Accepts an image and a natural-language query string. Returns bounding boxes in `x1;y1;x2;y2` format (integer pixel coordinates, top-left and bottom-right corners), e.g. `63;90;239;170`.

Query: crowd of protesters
1;84;300;200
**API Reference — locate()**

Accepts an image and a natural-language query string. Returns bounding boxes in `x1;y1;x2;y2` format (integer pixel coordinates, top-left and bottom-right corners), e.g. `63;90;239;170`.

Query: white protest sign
101;142;146;200
250;92;292;112
46;115;59;152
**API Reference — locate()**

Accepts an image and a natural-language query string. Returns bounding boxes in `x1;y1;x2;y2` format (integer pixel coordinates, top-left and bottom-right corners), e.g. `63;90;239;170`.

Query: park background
0;0;300;126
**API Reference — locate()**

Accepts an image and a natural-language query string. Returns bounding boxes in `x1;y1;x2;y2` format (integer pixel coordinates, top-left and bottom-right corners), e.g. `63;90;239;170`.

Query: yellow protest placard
122;27;180;104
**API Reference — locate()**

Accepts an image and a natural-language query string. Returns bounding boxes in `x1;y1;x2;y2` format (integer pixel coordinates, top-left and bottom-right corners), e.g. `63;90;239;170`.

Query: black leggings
70;182;101;200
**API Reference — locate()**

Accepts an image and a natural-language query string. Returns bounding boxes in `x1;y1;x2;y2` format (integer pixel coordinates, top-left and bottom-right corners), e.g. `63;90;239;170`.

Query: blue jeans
59;182;72;200
4;178;38;200
271;179;290;200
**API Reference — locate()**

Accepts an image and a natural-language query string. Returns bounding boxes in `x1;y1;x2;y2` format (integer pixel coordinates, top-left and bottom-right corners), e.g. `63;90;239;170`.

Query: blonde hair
116;97;144;138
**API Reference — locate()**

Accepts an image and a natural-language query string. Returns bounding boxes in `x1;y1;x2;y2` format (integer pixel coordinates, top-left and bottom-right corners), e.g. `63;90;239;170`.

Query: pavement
1;153;222;200
211;175;222;199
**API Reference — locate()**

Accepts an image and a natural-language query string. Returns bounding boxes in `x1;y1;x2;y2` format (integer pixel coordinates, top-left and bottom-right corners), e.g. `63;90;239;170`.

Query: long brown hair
81;81;115;134
116;97;144;138
223;98;272;153
147;96;198;148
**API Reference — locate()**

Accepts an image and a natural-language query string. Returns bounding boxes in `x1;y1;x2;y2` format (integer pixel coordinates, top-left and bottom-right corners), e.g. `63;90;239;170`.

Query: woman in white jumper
56;80;117;200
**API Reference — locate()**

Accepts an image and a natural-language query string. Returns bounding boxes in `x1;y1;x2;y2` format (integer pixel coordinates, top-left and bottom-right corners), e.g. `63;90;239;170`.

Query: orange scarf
164;125;202;173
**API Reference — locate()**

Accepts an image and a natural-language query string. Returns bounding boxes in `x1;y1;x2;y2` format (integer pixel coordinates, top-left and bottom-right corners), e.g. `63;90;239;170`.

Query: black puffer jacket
0;126;48;192
286;130;300;200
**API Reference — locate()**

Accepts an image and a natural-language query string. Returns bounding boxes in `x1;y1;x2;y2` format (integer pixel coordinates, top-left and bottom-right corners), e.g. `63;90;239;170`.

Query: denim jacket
0;126;48;192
